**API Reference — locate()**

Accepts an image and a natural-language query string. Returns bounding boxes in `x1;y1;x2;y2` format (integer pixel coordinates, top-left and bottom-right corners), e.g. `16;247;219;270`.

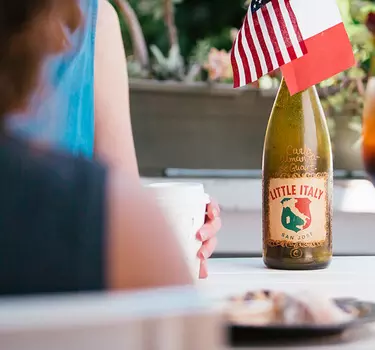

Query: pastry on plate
226;290;357;326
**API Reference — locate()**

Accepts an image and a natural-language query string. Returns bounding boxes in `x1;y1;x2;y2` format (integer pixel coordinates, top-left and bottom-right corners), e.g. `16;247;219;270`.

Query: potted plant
111;0;374;176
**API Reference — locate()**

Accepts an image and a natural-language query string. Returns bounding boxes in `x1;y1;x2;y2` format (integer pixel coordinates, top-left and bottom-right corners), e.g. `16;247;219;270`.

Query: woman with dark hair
0;0;192;295
6;0;221;279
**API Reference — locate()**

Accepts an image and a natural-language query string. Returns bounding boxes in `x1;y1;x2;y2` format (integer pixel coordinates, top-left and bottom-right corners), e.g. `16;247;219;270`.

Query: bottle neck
279;77;315;96
276;78;322;118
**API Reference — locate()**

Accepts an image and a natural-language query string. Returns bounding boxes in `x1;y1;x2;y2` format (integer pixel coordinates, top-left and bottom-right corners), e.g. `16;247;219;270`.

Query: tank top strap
6;0;99;158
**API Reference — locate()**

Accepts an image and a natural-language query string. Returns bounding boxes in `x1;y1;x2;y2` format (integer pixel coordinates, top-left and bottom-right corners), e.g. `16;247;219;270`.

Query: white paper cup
145;182;210;280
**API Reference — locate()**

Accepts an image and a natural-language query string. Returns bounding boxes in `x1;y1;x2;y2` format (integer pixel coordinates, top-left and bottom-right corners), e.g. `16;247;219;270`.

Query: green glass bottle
262;78;333;270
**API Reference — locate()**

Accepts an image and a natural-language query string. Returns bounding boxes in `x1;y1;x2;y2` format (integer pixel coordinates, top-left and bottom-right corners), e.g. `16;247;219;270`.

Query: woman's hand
197;198;221;279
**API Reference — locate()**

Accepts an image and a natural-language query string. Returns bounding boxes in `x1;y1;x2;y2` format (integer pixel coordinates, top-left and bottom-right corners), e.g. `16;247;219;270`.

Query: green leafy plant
126;59;149;79
149;44;185;80
127;0;185;80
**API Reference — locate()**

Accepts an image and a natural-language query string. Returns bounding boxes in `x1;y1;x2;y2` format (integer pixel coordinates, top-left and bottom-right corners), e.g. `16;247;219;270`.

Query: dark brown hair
0;0;82;119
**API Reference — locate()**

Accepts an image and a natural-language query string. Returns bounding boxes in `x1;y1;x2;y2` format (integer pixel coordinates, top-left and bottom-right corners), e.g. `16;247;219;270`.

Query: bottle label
268;177;327;245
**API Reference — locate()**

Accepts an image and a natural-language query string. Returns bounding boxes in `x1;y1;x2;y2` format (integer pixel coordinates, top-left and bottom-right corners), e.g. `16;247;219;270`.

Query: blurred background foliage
110;0;375;144
113;0;246;58
110;0;375;126
111;0;374;82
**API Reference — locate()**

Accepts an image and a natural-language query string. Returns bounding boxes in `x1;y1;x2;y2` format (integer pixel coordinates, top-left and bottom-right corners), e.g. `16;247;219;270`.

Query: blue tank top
6;0;98;158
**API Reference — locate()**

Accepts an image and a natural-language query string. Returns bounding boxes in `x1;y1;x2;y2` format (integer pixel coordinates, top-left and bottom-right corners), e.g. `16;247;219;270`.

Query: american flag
231;0;307;88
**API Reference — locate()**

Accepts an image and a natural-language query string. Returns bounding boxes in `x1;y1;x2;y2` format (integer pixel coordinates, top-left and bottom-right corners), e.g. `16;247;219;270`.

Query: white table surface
199;257;375;350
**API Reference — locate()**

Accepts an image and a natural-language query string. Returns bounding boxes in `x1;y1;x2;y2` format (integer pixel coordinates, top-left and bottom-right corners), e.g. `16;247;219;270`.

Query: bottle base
263;257;332;271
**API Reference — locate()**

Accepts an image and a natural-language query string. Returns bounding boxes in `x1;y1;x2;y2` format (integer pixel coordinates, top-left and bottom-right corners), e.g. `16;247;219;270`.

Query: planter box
129;79;363;176
130;79;274;176
333;115;364;172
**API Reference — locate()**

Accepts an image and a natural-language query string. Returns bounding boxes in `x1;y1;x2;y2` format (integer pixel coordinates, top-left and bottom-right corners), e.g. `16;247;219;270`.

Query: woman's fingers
198;236;218;260
198;237;218;279
199;259;208;279
206;198;220;220
197;197;221;279
197;217;222;242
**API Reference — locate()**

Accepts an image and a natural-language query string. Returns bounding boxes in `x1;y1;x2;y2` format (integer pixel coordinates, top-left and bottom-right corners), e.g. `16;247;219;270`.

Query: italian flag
281;0;355;95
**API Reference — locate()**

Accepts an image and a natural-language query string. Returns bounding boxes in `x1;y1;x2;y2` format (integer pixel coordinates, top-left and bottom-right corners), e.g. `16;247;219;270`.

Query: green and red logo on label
281;197;311;233
268;178;327;243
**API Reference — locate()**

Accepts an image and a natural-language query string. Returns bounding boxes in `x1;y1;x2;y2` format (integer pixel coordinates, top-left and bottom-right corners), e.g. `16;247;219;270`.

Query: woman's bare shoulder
97;0;119;30
94;0;139;176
